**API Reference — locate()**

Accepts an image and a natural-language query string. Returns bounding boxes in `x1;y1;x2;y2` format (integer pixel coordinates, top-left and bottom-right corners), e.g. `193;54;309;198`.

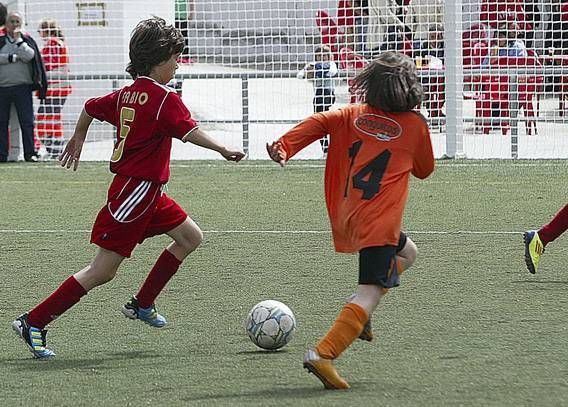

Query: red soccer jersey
277;104;434;253
85;77;198;183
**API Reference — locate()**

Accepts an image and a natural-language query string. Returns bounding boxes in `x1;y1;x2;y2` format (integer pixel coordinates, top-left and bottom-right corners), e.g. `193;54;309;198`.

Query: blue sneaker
121;297;167;328
12;313;55;359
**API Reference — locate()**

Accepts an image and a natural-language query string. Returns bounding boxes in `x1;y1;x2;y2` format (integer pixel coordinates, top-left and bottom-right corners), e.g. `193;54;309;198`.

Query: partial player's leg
355;233;417;342
304;243;412;389
524;203;568;274
123;193;202;328
13;248;124;359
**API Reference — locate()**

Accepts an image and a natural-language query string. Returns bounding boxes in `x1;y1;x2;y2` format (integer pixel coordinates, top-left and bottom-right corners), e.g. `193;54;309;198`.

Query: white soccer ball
246;300;296;350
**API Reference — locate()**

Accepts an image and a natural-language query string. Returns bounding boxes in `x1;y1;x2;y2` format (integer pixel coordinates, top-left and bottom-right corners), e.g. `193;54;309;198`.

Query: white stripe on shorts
113;180;151;222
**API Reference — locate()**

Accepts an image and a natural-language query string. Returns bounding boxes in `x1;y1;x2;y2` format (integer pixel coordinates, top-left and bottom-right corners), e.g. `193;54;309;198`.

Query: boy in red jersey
267;51;434;389
524;204;568;274
12;17;245;359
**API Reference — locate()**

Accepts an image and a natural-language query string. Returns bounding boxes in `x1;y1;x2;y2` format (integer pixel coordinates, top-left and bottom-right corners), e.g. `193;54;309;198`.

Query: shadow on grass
180;386;329;403
1;350;163;371
236;349;291;355
181;380;382;403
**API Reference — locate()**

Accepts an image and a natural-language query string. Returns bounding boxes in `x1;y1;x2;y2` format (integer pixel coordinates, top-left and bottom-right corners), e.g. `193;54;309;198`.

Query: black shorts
358;232;407;288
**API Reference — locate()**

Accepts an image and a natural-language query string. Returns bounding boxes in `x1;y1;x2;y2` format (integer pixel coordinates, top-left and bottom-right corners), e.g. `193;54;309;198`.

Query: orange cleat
303;349;350;390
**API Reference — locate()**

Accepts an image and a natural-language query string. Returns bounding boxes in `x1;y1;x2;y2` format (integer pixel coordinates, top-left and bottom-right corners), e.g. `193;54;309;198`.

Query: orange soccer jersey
278;104;434;253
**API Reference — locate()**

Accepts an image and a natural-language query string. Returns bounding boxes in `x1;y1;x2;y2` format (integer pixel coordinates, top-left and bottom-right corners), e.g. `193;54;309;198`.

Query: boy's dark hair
351;51;423;112
126;17;185;79
0;3;7;27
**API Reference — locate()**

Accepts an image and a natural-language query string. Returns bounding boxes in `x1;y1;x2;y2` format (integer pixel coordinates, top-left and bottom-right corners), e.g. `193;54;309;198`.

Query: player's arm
267;113;334;167
59;108;94;171
183;128;245;162
161;92;244;161
59;91;120;170
411;122;435;179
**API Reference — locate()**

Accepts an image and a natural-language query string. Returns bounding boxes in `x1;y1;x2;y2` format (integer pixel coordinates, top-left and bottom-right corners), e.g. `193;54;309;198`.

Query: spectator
523;0;540;49
482;27;526;65
419;23;444;61
351;0;370;52
297;45;338;156
405;0;444;44
36;18;71;159
419;24;445;118
561;2;568;53
366;0;407;55
0;2;6;34
506;23;527;56
337;0;356;50
480;0;529;31
0;11;47;162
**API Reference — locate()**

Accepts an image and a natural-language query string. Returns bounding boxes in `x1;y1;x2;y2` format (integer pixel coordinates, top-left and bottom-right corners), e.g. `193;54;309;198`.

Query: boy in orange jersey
267;51;435;389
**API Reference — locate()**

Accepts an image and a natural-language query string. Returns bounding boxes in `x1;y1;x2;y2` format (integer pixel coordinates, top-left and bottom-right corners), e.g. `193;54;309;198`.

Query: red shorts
91;175;187;257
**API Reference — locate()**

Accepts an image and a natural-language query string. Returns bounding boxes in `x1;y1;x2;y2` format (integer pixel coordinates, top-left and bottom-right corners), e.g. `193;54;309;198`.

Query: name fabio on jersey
121;90;149;106
354;114;402;142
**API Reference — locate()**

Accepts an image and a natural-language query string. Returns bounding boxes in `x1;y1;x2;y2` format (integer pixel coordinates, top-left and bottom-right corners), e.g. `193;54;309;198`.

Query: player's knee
399;238;418;268
177;226;203;254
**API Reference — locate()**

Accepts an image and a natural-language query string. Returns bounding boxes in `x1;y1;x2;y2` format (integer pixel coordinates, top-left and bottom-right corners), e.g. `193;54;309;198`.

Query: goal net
5;0;568;160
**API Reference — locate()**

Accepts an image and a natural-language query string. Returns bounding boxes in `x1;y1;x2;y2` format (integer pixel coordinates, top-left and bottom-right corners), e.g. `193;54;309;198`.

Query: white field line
0;229;522;235
1;161;567;171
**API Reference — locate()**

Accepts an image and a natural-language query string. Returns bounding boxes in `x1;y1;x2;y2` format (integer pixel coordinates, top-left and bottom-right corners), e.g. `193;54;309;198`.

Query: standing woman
36;18;71;159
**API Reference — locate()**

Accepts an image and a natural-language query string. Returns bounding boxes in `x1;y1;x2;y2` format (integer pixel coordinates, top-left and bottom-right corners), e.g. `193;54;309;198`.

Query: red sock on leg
539;204;568;246
27;276;87;329
136;249;182;308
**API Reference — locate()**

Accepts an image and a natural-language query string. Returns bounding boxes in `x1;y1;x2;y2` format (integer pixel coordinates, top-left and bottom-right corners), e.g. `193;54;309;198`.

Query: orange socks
316;302;369;360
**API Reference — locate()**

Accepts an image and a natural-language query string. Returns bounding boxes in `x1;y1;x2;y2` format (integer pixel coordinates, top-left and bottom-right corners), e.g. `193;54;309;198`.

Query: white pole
444;0;465;158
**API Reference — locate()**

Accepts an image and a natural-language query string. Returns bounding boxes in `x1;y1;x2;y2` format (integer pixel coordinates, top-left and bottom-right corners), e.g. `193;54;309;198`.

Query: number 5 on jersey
111;107;136;162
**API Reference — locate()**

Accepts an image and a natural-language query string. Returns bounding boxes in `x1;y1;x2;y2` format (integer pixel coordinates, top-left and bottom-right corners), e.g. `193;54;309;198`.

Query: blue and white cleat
524;230;545;274
121;297;167;328
12;313;55;359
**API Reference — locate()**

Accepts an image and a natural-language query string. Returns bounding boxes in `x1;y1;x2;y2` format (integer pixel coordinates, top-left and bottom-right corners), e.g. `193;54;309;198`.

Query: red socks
136;249;182;308
28;276;87;329
539;204;568;246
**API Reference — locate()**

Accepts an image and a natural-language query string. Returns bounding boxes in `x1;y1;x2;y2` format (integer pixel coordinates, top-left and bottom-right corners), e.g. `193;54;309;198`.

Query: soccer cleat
121;297;167;328
524;230;545;274
303;349;350;390
12;313;55;359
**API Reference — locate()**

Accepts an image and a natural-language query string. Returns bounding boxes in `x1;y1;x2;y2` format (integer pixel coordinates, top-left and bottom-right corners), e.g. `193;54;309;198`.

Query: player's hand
266;141;287;167
58;135;85;171
221;147;246;162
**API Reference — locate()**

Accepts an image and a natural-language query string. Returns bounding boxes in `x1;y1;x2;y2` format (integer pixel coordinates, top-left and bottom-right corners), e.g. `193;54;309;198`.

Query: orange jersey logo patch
354;114;402;141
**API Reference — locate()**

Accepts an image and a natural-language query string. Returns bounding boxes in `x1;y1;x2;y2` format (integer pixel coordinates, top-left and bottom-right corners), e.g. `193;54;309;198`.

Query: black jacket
0;33;48;99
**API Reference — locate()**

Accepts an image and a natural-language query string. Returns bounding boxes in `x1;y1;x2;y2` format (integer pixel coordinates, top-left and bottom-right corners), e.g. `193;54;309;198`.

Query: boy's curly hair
126;17;185;79
351;51;423;112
